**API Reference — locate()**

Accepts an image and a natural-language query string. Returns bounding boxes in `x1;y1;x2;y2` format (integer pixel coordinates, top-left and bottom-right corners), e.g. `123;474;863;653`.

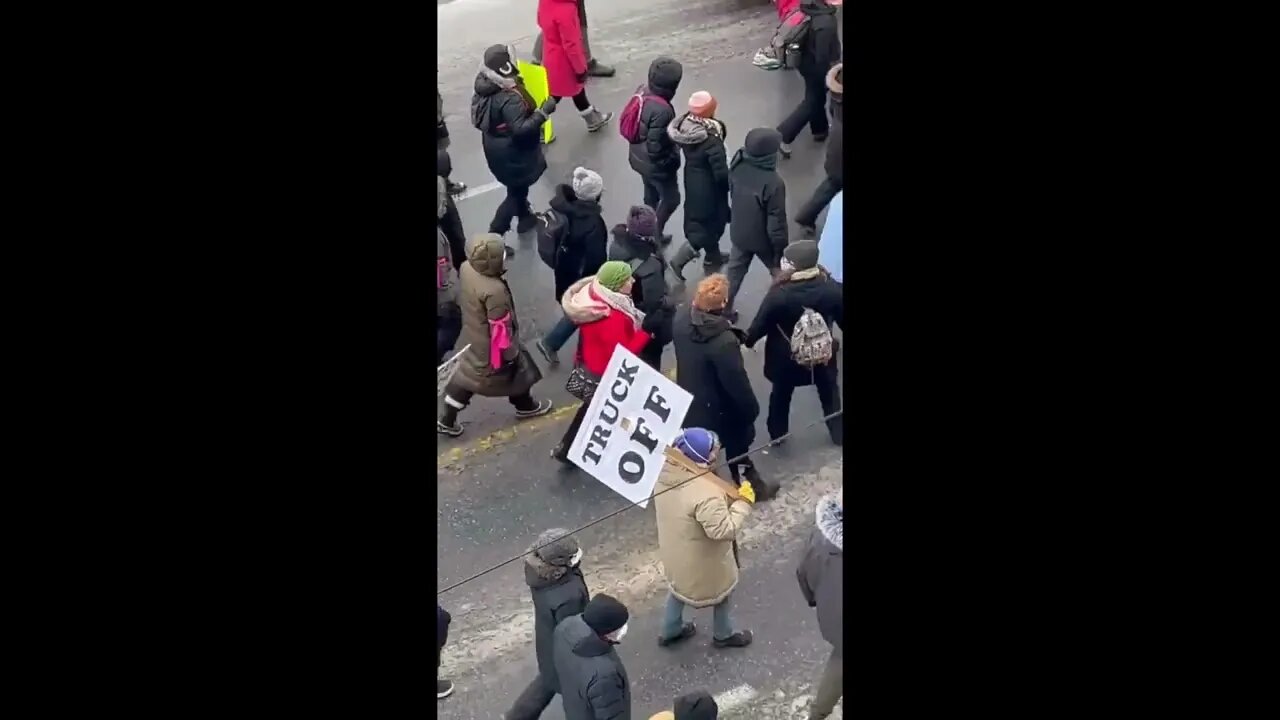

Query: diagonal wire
437;408;843;596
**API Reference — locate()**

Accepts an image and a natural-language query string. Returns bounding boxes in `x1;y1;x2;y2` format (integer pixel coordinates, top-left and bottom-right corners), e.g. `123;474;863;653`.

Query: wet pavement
437;1;845;717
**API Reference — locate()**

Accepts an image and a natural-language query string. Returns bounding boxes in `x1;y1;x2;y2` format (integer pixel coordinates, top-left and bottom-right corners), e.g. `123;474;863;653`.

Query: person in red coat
550;260;651;462
537;0;613;132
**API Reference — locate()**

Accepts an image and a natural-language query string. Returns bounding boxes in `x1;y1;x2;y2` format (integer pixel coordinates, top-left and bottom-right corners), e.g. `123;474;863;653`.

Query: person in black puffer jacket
627;57;683;245
667;91;731;286
505;529;591;720
672;274;768;493
608;205;674;370
777;0;842;156
534;167;609;366
725;127;788;319
551;595;632;720
471;45;557;237
796;63;843;234
743;240;843;446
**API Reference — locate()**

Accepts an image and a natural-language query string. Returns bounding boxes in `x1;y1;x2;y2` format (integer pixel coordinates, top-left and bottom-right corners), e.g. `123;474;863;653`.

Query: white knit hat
571;166;604;201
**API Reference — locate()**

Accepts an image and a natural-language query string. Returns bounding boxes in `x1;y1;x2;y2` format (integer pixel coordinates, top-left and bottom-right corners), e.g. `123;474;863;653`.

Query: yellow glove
738;480;756;504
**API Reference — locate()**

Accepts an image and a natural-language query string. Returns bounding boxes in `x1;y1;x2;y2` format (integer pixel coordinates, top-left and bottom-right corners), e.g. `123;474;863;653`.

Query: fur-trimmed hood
525;550;579;588
667;113;726;146
816;493;842;551
826;63;843;95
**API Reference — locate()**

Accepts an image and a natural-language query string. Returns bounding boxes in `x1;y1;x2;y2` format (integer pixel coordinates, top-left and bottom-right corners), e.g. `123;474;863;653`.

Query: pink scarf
489;312;512;369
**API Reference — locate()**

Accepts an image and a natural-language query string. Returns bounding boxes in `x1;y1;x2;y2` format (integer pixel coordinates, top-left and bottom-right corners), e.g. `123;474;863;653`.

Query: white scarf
570;276;646;329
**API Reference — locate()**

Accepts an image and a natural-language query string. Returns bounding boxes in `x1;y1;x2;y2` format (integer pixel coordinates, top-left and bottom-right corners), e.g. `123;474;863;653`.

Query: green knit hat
595;261;634;291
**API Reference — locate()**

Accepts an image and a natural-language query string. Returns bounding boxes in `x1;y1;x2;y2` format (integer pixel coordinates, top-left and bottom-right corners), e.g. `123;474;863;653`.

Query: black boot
667;242;700;285
587;59;616;77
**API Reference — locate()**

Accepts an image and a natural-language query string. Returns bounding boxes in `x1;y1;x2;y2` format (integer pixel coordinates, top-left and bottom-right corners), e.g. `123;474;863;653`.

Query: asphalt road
437;1;845;717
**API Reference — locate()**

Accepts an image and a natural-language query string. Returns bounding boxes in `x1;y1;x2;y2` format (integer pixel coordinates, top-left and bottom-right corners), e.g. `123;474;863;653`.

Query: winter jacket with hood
552;613;631;720
668;113;731;228
825;64;843;183
437;178;460;317
561;277;652;376
797;0;842;80
744;268;843;386
729;128;789;257
608;226;674;347
526;548;591;694
471;66;548;188
627;58;683;180
549;184;609;301
453;234;544;397
654;452;752;607
538;0;590;98
671;304;759;451
797;492;843;654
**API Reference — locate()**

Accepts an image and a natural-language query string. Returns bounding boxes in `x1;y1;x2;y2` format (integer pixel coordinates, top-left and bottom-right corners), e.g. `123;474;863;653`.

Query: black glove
539;96;558;115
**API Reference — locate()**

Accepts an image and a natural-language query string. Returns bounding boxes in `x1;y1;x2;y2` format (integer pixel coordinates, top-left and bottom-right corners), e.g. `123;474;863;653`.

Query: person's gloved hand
540;96;559;115
738;480;756;505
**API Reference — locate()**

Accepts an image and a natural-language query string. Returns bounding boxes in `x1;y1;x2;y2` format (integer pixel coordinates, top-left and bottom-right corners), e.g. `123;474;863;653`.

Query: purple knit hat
673;428;719;465
626;205;659;239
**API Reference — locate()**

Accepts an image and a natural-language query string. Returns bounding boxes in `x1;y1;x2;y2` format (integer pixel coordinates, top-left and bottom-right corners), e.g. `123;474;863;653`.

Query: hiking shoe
437;678;454;699
713;630;753;648
587;60;616;77
658;622;697;647
779;142;793;159
515;399;553;419
516;215;538;234
437;420;464;437
535;338;559;366
582;108;614;133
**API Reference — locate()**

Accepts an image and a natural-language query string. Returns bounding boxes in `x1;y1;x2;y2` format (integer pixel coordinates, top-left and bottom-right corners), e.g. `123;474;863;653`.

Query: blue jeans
663;591;734;640
545;314;577;353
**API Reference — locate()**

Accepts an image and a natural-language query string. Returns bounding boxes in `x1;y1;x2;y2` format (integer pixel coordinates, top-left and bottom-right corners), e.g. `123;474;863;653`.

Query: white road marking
452;180;504;202
715;684;760;714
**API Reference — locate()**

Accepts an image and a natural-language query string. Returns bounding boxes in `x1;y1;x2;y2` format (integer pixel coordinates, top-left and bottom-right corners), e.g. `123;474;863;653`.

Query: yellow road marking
437;367;676;469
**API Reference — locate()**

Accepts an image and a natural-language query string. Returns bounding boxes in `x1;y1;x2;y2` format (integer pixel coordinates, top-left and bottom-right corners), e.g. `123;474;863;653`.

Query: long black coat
627;58;682;180
672;304;759;453
797;0;842;81
608;226;673;347
471;68;547;189
729;148;788;257
797;492;843;654
437;604;451;654
552;614;631;720
669;113;730;242
744;271;843;386
549;184;608;301
526;554;590;694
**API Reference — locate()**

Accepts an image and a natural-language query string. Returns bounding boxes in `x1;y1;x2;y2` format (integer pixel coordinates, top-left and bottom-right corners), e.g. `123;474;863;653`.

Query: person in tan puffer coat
653;428;755;649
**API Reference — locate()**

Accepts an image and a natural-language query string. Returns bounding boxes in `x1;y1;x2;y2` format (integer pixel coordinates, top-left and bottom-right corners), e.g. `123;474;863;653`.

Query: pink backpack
618;85;670;144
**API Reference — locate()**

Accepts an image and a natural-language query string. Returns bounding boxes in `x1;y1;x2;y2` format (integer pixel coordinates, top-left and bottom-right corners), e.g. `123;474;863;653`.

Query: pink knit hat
688;91;717;118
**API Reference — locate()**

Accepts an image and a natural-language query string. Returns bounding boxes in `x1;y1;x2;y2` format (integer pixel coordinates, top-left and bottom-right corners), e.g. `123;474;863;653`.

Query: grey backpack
785;307;833;368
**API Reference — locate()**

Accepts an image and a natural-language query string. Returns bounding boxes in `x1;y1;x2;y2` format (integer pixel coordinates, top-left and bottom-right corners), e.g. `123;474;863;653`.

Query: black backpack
536;209;570;269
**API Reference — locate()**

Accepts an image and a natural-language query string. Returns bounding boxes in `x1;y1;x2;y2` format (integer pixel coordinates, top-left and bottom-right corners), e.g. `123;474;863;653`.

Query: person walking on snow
608;205;674;370
776;0;842;158
537;0;614;132
797;489;844;719
626;57;683;245
671;274;767;493
552;593;632;720
535;167;609;367
725;127;789;321
471;44;558;237
549;261;652;463
506;529;592;720
439;234;554;436
533;0;616;78
795;63;843;236
653;428;757;649
667;91;731;286
743;240;843;445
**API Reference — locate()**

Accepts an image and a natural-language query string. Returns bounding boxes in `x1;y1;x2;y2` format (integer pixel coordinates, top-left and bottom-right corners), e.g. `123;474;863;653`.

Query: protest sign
516;61;555;145
437;344;471;398
568;346;692;508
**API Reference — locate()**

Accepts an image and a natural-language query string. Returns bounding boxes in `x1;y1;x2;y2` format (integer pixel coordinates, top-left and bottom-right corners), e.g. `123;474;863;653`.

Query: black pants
506;674;557;720
641;174;680;237
796;175;843;228
685;218;726;265
490;183;532;235
550;90;592;112
442;382;537;424
725;245;780;312
437;313;462;366
778;73;830;143
556;400;590;458
767;370;843;442
639;341;664;372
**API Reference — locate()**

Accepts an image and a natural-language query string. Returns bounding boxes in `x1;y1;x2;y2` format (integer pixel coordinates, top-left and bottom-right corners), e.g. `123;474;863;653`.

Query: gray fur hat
532;528;580;566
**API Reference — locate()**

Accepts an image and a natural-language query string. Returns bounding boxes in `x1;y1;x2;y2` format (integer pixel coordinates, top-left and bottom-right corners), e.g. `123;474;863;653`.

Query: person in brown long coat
438;234;553;436
653;428;756;649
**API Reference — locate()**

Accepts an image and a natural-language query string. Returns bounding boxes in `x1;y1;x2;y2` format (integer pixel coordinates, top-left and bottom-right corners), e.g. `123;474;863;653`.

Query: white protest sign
568;346;693;508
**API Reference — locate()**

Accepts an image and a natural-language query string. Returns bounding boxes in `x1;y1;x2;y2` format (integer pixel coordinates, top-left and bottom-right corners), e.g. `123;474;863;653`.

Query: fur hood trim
826;63;843;95
816;493;842;551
